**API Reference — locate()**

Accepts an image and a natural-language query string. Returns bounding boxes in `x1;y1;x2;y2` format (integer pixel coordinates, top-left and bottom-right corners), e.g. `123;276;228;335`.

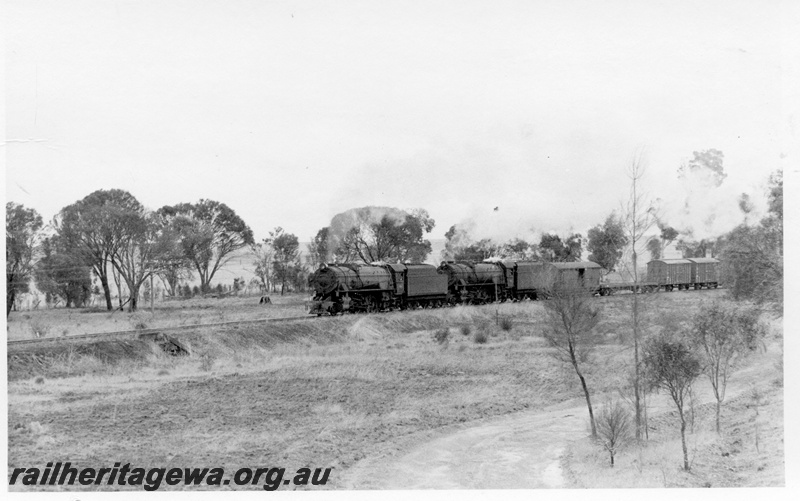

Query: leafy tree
659;225;679;248
110;212;183;311
159;264;193;298
6;202;43;315
57;189;144;310
587;212;628;274
676;237;717;258
539;233;582;262
332;207;434;263
448;237;500;262
738;193;754;223
499;238;539;260
643;338;702;471
766;169;783;222
306;227;329;269
719;170;782;308
689;302;766;432
155;212;194;298
646;237;661;260
542;279;601;437
34;236;93;308
251;238;275;293
159;199;254;293
650;223;680;259
443;228;537;262
270;227;300;295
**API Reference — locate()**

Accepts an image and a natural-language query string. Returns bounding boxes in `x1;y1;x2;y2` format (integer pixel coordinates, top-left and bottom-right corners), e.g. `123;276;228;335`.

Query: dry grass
8;289;781;491
6;293;309;340
563;320;784;488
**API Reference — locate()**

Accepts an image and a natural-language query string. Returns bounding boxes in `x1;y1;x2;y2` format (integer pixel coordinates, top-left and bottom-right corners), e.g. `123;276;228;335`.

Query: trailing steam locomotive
307;257;720;316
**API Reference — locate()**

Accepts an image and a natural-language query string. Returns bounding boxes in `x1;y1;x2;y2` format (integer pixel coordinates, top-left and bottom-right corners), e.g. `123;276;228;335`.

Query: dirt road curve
341;346;775;490
342;401;587;489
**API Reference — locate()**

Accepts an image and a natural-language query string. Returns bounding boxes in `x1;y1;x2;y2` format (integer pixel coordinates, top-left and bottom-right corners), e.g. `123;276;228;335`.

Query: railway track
7;314;317;351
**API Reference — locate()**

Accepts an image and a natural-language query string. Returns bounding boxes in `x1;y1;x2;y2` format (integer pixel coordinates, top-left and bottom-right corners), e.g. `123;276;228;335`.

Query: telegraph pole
150;274;154;314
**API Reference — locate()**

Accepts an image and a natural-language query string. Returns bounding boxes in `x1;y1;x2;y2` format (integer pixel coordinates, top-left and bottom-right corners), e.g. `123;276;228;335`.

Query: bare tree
596;399;633;467
542;279;601;437
643;338;702;471
690;301;766;432
621;150;659;440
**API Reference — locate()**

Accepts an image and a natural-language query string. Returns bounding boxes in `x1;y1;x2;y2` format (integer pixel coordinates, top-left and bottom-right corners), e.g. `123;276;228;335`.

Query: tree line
7;190;255;313
7;159;782;315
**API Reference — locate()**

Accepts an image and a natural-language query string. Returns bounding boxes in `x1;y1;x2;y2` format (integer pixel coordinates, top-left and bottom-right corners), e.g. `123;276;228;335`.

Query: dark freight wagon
687;257;720;289
646;259;693;290
549;261;602;293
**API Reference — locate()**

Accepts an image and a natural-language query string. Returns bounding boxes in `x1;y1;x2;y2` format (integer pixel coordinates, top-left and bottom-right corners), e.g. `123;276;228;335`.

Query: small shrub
433;328;450;345
458;344;467;353
35;376;45;384
130;316;148;330
499;317;513;331
473;331;488;344
596;399;633;467
29;320;50;338
460;325;472;336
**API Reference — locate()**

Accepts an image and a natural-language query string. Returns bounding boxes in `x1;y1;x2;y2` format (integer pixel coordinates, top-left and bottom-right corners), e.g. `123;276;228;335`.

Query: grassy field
6;293;310;341
6;289;784;490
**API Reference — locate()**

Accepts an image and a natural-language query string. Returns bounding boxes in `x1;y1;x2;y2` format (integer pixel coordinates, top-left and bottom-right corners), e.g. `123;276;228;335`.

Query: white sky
4;0;798;244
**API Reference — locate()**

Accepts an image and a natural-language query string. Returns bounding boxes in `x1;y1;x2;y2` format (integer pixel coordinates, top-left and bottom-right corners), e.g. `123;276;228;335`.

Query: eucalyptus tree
6;202;43;315
56;189;143;310
158;200;254;293
111;212;183;311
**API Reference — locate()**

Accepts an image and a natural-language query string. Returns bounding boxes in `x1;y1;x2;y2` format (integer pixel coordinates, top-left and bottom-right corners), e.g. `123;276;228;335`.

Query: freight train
306;257;720;316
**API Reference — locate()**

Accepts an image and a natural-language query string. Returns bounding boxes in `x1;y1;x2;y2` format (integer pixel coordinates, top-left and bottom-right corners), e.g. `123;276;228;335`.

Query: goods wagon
646;259;693;290
687;257;720;289
549;261;602;293
488;260;601;299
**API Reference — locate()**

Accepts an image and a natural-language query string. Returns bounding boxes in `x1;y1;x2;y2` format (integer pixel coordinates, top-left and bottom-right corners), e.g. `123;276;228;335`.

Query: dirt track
342;399;586;489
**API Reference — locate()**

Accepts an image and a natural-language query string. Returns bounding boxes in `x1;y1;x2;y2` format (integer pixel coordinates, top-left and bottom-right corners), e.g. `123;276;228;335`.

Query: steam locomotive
306;257;721;316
